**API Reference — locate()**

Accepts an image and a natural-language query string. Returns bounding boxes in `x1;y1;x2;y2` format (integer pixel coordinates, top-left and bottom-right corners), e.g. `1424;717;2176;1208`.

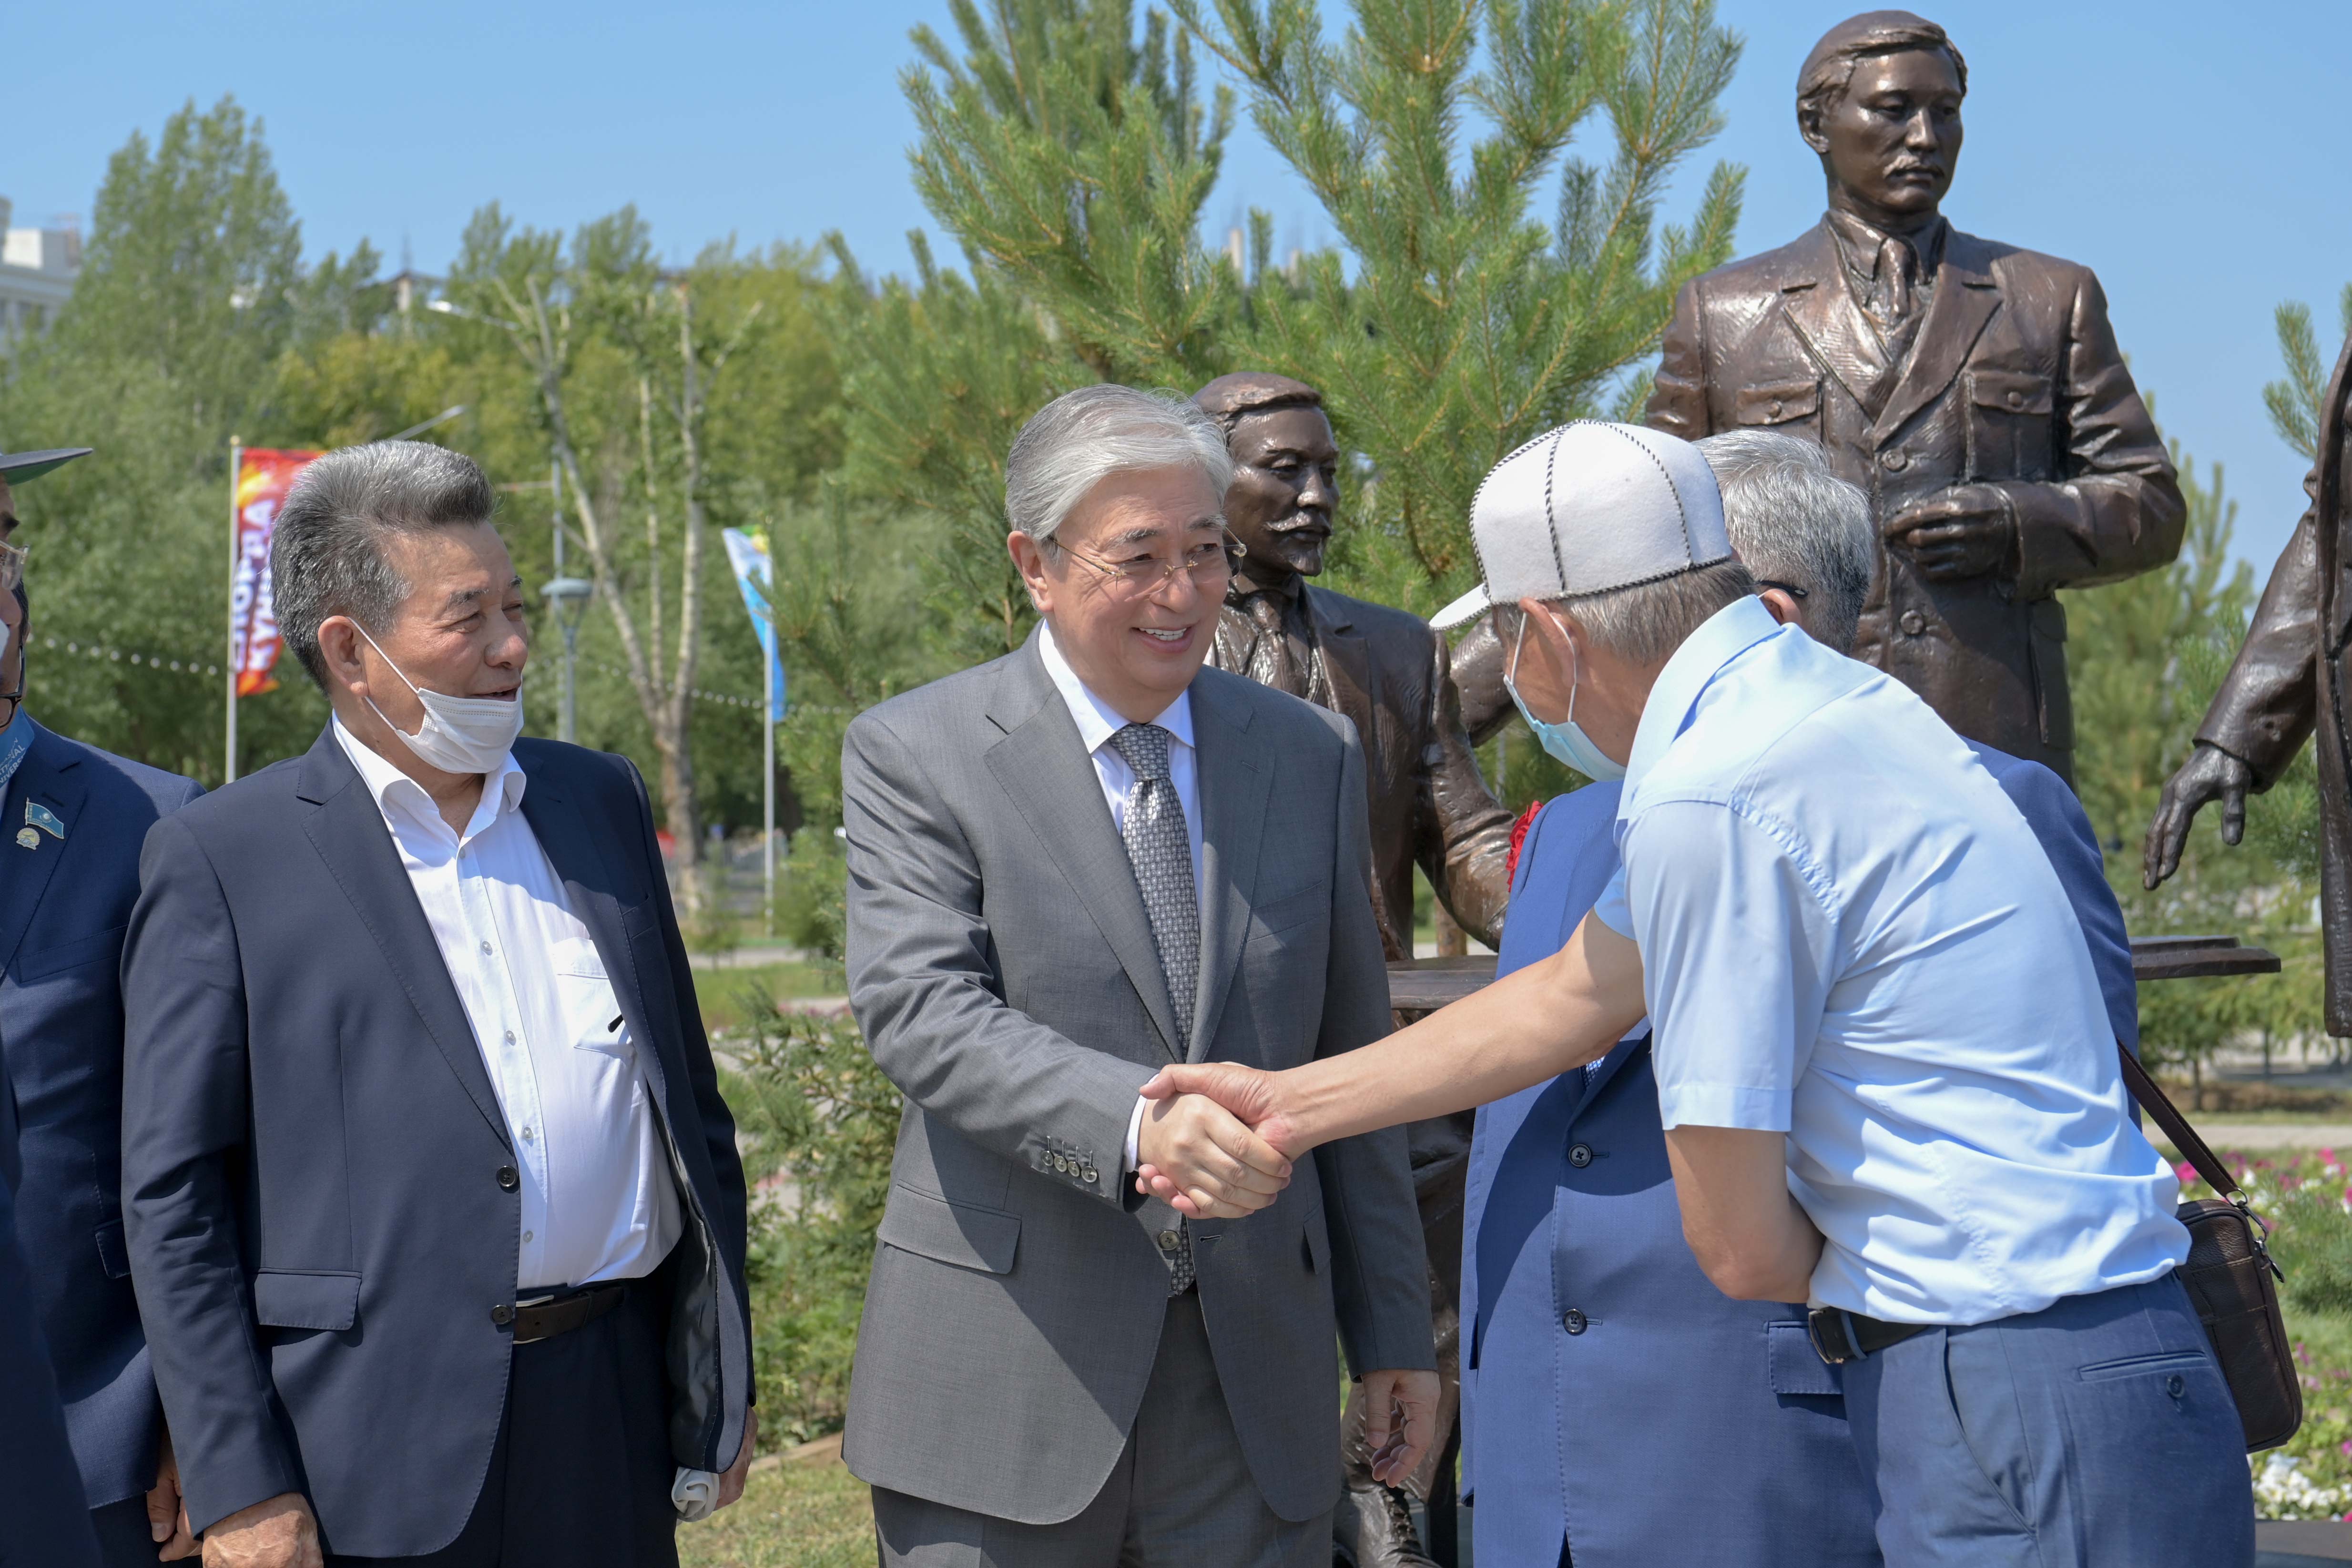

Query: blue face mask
1504;611;1626;783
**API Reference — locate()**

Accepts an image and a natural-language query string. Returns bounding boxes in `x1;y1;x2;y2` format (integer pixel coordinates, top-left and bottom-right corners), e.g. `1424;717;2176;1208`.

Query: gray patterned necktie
1107;721;1200;1293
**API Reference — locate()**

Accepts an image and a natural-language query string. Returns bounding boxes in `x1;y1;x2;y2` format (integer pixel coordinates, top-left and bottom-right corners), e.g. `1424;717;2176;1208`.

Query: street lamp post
542;461;594;743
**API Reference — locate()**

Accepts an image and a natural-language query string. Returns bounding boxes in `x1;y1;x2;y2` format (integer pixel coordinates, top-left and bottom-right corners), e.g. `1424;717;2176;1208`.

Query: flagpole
224;437;241;783
762;617;776;939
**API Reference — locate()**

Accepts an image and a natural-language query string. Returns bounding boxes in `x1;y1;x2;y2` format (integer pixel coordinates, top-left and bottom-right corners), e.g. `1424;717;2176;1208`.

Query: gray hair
1696;429;1875;653
1005;384;1233;547
272;440;498;689
1520;556;1761;669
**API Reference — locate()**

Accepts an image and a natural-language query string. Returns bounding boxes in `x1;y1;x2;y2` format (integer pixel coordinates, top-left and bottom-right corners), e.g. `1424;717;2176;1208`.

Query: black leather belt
512;1280;630;1346
1808;1305;1930;1365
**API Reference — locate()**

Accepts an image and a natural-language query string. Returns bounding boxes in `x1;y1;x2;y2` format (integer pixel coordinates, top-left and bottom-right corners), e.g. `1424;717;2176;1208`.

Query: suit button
1766;400;1784;420
2007;390;2024;409
1880;448;1908;471
1899;610;1927;637
490;1303;514;1326
496;1164;519;1191
1562;1308;1588;1335
1568;1143;1594;1169
1081;1164;1100;1185
2166;1374;2186;1398
1158;1229;1181;1252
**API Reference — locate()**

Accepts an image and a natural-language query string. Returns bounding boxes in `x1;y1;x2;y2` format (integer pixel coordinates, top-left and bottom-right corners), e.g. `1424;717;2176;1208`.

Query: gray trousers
872;1293;1331;1568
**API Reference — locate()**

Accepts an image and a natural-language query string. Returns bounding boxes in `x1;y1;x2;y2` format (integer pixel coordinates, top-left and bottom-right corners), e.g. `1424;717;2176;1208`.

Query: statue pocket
1733;379;1821;432
1965;369;2055;481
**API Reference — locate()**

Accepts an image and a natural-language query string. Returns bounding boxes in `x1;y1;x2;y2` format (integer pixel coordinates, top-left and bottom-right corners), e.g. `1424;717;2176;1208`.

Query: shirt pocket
1732;377;1822;433
553;937;633;1060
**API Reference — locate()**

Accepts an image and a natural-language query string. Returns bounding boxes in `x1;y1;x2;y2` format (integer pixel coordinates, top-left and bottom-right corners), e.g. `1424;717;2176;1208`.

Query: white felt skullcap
1430;422;1731;629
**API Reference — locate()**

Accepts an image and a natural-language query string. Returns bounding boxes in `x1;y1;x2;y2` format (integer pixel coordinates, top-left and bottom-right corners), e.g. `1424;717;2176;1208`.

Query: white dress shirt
1036;627;1204;1172
1590;597;2184;1325
333;717;682;1292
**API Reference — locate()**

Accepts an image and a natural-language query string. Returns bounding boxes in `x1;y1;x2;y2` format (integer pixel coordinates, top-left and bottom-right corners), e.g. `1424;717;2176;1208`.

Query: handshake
1131;1063;1307;1220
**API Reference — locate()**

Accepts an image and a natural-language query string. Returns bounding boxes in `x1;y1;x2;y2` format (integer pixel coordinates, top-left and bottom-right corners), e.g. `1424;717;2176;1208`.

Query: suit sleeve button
1082;1164;1100;1185
490;1303;514;1326
1568;1143;1594;1169
497;1165;520;1191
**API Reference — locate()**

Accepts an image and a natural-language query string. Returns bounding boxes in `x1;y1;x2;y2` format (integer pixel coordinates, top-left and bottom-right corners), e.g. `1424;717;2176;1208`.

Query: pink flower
2322;1148;2338;1162
2175;1161;2199;1186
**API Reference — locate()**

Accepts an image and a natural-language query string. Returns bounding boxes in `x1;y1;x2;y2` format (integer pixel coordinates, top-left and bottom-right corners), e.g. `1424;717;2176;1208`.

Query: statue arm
2005;268;2188;600
1448;614;1516;747
1415;621;1516;947
2195;494;2323;789
1645;278;1711;440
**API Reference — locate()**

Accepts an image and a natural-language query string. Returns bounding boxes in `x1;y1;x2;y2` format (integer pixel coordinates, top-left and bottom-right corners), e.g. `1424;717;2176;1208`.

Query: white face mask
354;623;524;774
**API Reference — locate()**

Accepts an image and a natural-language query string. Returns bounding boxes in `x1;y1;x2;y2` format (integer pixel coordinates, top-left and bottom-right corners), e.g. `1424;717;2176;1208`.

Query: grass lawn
694;961;844;1037
678;1451;873;1568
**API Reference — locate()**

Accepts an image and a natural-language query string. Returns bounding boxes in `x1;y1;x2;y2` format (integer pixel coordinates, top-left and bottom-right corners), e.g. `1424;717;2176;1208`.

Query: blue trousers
1842;1274;2254;1567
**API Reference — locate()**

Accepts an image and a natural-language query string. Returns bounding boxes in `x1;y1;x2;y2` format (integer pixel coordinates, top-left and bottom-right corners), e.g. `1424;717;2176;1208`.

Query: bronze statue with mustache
1195;371;1513;1568
1457;11;2184;783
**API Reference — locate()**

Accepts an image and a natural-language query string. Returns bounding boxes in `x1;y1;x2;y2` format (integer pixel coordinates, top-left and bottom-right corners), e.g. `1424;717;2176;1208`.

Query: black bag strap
2117;1043;2240;1202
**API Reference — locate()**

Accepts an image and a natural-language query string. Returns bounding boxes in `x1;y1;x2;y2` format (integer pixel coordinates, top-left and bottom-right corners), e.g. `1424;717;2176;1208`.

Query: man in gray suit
842;384;1438;1566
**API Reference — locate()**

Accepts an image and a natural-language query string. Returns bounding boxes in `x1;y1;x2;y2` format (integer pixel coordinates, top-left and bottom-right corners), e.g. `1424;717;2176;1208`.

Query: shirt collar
1037;623;1195;756
332;713;526;842
1823;208;1948;280
1621;595;1784;794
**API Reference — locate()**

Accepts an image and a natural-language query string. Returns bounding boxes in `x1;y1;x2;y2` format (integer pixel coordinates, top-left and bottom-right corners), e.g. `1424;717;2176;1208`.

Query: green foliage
721;1003;902;1444
2264;283;2352;463
1180;0;1745;602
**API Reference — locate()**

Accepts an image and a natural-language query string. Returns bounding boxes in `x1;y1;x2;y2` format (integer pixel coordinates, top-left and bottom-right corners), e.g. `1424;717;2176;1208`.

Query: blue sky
12;0;2351;571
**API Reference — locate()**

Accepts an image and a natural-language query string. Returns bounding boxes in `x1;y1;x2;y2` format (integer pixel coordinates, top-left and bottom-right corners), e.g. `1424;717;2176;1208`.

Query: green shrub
720;998;900;1447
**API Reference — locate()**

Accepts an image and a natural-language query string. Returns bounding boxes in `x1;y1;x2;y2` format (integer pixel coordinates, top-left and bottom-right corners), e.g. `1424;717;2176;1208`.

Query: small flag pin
25;802;63;839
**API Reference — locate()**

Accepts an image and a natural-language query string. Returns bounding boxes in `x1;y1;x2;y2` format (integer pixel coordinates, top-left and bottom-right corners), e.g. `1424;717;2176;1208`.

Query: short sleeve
1621;800;1840;1133
1590;866;1632;936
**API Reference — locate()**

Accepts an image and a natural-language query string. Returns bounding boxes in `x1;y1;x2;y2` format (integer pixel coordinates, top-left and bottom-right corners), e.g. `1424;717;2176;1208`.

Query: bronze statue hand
1887;485;2016;580
2143;743;2253;889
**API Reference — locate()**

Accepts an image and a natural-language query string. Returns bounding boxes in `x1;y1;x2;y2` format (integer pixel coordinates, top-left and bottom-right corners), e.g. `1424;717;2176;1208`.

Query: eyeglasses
1755;579;1810;600
1055;531;1246;596
0;540;24;595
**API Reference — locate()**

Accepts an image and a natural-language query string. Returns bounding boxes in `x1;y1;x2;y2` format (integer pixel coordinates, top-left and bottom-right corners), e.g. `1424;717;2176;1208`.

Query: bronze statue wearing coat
1194;372;1511;1568
1641;10;2183;783
1194;373;1514;956
2147;327;2352;1035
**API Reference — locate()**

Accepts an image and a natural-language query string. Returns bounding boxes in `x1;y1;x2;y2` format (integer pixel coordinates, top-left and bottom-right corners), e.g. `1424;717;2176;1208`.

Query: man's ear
1796;99;1832;156
316;616;367;697
1759;588;1806;631
1006;531;1054;615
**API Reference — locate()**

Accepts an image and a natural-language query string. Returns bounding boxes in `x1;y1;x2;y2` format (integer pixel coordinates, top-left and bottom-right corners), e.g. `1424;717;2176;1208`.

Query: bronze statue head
1191;372;1340;591
1797;11;1967;233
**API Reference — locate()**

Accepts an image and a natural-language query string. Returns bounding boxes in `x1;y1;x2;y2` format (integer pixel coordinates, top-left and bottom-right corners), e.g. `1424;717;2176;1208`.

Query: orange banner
229;448;319;696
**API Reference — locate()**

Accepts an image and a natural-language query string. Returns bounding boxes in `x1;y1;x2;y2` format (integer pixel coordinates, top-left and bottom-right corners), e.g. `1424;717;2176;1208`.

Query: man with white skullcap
1135;423;2255;1565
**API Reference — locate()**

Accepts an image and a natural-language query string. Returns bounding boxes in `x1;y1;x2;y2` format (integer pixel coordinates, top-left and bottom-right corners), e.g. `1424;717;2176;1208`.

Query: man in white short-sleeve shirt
1140;421;2256;1566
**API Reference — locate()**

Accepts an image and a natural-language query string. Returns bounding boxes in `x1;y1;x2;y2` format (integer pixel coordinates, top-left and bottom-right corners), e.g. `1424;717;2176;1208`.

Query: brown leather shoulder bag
2119;1046;2302;1451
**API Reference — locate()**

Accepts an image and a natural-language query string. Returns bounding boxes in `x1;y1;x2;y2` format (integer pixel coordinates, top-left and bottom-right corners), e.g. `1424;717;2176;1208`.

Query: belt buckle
1806;1306;1862;1365
511;1292;559;1346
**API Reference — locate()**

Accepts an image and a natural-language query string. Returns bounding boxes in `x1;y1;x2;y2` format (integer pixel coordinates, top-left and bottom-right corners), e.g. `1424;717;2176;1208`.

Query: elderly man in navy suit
0;445;205;1565
1454;432;2144;1567
122;442;753;1567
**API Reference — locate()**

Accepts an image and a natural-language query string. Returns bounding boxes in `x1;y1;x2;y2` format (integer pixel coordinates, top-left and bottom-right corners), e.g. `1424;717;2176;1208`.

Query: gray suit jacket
840;631;1434;1527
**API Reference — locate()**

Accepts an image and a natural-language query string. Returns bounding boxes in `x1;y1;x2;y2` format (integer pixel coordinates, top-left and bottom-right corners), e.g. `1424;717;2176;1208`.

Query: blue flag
721;528;787;722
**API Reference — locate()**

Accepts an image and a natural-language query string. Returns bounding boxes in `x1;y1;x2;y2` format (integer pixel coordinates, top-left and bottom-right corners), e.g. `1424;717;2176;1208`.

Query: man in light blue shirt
1140;421;2255;1565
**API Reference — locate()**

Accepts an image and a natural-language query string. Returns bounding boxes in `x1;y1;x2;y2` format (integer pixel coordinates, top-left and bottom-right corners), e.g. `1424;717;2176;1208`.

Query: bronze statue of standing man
1643;10;2183;783
2147;326;2352;1034
1194;372;1513;1568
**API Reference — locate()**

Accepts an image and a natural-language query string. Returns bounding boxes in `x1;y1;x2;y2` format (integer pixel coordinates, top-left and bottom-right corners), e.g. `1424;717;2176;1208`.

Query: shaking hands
1131;1070;1293;1219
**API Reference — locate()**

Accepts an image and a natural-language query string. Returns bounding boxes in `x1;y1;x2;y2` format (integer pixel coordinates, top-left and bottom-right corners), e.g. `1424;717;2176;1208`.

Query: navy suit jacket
121;730;751;1557
0;718;201;1507
0;1055;102;1568
1459;741;2137;1567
